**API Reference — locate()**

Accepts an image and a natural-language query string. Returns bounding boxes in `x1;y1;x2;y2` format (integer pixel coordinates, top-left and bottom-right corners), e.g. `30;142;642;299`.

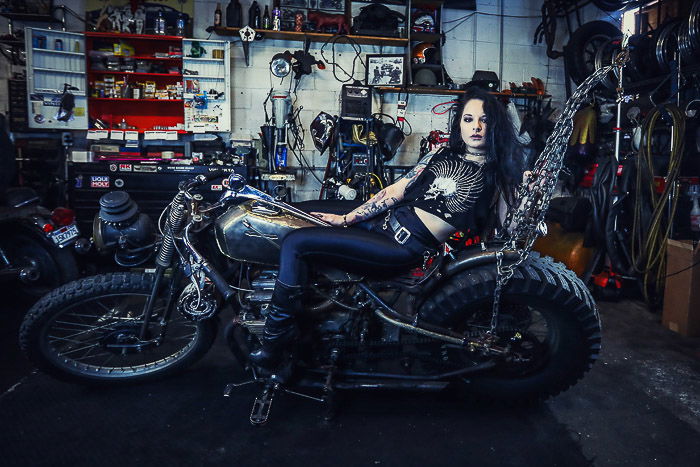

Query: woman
250;86;527;370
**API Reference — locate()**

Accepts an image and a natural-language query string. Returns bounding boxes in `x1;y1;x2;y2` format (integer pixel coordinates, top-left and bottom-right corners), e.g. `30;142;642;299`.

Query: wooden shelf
376;86;461;95
214;27;408;46
376;86;549;98
85;32;183;41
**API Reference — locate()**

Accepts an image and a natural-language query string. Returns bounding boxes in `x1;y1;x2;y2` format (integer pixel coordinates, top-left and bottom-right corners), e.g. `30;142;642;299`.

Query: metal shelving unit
182;39;231;133
25;28;87;129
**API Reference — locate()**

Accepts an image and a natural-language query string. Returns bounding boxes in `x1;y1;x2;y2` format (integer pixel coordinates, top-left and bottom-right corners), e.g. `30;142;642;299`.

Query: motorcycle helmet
412;42;437;64
310;111;336;154
412;13;435;32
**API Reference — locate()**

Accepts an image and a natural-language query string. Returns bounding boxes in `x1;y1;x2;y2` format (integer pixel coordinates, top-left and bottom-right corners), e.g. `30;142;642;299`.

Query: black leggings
277;211;435;287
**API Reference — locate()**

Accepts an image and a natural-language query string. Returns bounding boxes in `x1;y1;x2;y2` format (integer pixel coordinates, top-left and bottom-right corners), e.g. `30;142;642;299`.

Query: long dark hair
448;86;526;204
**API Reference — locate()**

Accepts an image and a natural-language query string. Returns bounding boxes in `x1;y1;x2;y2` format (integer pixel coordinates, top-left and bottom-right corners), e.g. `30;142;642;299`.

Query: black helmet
310;111;336;154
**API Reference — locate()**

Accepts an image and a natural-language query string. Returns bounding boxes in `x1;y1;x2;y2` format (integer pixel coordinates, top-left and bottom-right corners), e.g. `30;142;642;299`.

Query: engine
238;268;358;345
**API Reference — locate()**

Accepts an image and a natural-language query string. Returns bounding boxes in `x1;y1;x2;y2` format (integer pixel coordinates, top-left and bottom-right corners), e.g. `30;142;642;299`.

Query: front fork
138;265;184;341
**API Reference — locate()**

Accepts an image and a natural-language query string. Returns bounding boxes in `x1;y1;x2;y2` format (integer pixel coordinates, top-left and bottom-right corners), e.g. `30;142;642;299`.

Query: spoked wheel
420;254;601;404
565;21;621;85
20;273;216;384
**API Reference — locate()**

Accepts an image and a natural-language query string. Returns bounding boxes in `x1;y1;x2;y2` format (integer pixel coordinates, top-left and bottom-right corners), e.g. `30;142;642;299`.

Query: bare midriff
414;207;458;243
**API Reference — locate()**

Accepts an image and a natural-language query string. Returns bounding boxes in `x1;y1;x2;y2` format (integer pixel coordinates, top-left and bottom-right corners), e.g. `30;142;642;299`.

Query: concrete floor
1;295;699;467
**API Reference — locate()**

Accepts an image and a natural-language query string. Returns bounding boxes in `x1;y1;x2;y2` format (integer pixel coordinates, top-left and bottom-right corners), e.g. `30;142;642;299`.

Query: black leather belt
386;212;412;245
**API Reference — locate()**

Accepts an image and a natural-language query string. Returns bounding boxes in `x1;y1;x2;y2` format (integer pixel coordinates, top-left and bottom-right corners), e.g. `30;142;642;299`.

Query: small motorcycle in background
0;186;82;297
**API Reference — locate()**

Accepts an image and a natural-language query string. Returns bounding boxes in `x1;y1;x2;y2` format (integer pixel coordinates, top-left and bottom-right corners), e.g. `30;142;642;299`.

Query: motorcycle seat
1;187;40;208
291;199;363;216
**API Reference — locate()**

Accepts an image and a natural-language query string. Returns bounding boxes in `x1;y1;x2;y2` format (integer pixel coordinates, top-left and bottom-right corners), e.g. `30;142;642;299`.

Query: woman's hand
310;212;346;226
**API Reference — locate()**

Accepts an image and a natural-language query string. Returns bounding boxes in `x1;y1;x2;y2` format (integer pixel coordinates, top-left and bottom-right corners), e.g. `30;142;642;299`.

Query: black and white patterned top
402;148;494;232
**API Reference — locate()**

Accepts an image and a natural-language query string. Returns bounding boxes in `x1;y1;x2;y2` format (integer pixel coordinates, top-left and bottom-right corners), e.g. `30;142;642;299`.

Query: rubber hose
629;104;685;303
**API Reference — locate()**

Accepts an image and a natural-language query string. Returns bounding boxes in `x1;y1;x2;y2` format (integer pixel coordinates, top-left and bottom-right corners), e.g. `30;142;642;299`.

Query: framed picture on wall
365;54;405;86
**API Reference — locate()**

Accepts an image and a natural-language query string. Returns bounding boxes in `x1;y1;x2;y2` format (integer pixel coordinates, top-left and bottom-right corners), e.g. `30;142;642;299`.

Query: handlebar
178;170;228;191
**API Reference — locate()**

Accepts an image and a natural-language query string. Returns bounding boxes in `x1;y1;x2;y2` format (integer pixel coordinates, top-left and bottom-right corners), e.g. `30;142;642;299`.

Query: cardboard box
662;239;700;337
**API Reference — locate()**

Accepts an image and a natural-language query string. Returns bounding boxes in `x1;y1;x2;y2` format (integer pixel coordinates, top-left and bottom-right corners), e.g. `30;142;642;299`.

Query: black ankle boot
248;281;302;370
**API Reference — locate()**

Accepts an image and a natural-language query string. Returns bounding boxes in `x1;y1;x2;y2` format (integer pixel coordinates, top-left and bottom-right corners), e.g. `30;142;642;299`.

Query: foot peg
250;384;276;425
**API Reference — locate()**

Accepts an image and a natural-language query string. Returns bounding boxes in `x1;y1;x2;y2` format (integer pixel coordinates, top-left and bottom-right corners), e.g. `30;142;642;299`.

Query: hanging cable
287;105;324;186
320;35;365;83
629;104;685;303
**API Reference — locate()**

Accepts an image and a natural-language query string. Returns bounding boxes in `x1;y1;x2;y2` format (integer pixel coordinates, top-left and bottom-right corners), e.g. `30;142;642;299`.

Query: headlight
93;191;156;267
270;52;292;78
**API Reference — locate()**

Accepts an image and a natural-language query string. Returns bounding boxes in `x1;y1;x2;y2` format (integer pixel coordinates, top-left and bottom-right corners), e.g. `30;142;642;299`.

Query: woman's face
460;98;488;153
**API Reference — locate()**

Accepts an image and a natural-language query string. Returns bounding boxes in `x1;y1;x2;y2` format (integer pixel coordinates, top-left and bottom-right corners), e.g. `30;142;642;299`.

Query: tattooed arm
312;153;434;226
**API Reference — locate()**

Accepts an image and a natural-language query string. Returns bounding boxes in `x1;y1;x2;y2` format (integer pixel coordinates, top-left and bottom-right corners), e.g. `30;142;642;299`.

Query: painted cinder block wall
1;0;620;200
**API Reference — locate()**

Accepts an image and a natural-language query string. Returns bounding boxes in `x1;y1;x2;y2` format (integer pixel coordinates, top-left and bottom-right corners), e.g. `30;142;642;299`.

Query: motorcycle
19;172;601;424
19;44;631;423
0;186;82;297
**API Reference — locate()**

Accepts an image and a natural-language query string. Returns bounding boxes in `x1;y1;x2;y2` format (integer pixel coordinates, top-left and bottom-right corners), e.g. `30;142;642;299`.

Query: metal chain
487;47;630;335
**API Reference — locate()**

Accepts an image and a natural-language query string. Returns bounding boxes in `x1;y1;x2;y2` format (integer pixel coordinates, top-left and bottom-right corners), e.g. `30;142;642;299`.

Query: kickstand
250;383;277;425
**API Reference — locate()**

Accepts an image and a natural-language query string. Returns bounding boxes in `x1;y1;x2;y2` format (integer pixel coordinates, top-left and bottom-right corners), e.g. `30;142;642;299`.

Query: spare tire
565;21;621;85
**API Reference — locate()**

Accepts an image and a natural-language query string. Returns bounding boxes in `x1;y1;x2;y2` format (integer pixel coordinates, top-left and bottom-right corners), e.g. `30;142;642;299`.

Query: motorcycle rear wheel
19;272;216;384
0;229;79;297
421;254;601;404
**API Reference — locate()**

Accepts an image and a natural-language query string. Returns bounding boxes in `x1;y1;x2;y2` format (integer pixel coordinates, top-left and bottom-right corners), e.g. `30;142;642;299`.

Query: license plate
49;224;79;247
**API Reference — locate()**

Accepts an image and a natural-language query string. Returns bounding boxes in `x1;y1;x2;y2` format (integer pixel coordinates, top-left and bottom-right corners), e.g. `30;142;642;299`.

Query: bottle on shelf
262;5;271;29
249;1;261;29
214;3;223;27
177;13;186;37
272;5;281;31
155;11;166;35
226;0;242;28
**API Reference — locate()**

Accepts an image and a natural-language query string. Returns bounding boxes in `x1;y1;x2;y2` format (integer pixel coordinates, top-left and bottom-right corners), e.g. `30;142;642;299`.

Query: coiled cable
630;104;685;303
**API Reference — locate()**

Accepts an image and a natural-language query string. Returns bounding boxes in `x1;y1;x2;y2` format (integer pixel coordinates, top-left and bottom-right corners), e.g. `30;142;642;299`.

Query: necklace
459;149;487;164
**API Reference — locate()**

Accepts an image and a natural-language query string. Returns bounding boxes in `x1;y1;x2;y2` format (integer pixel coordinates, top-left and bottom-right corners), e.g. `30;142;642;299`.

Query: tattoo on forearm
403;154;433;191
346;188;399;224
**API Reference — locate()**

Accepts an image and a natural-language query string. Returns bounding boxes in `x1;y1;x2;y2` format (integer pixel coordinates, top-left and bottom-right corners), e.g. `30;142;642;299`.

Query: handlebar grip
203;170;227;182
179;171;229;191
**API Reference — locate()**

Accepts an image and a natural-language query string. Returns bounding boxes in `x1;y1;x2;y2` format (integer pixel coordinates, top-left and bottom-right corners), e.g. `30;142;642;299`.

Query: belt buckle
394;226;411;245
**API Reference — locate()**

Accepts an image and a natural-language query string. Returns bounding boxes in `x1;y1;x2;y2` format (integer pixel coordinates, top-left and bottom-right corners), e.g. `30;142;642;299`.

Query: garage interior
1;0;699;465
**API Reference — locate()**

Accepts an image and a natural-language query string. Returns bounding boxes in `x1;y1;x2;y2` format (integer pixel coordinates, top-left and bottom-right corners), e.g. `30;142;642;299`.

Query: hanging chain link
487;46;630;335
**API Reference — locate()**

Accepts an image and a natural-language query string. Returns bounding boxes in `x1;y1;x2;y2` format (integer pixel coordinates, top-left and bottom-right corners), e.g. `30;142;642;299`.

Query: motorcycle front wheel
19;272;216;384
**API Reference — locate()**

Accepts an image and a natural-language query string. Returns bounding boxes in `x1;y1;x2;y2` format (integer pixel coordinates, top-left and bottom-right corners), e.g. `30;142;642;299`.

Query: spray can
275;146;288;169
689;184;700;232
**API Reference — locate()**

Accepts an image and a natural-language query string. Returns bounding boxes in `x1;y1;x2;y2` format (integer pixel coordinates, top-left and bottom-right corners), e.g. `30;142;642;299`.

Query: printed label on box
87;130;109;140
